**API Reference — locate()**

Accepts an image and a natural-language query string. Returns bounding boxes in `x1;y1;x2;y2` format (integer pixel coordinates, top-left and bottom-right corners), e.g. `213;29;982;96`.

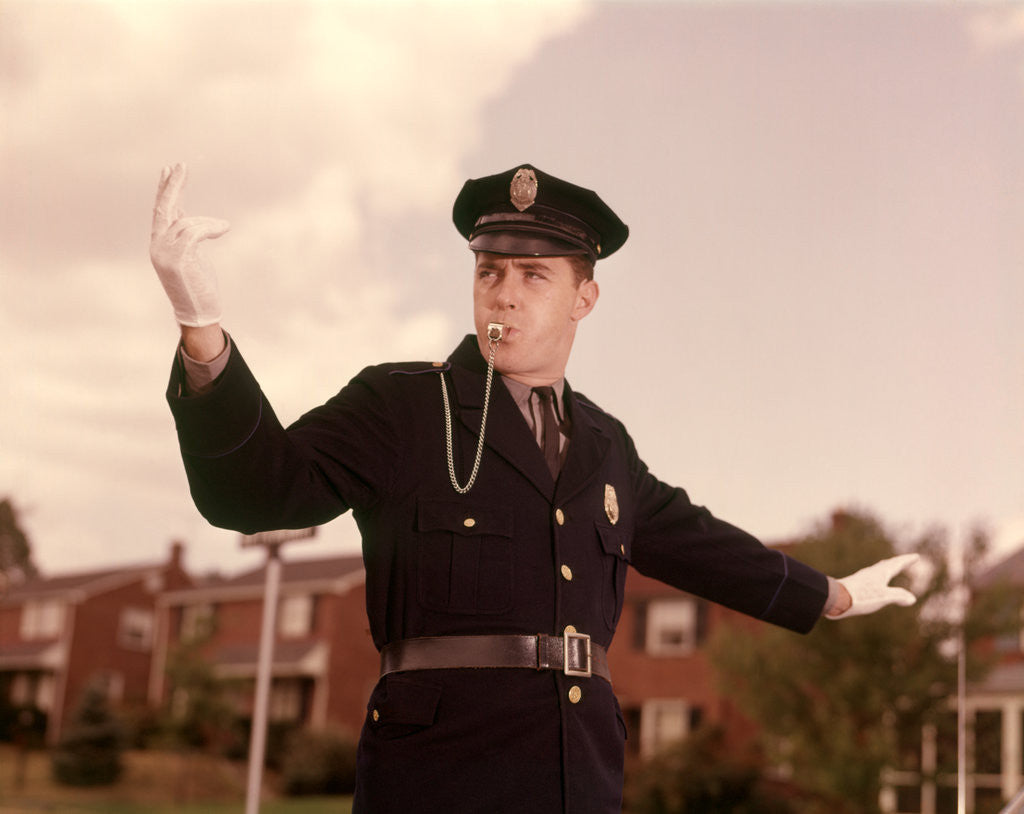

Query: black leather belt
380;632;611;683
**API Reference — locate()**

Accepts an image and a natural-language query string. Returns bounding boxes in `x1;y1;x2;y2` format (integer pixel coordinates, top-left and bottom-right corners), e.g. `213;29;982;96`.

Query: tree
0;497;38;588
707;509;1010;814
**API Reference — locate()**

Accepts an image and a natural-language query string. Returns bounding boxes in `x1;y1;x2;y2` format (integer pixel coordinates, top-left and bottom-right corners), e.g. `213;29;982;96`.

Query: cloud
1;0;590;574
968;5;1024;51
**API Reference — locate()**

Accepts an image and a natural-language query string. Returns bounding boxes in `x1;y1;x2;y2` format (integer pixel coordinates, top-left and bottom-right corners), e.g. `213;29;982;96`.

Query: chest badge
604;484;619;525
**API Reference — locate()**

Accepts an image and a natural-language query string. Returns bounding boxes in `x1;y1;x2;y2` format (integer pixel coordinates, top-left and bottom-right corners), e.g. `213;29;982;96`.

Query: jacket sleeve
623;426;828;634
165;340;399;533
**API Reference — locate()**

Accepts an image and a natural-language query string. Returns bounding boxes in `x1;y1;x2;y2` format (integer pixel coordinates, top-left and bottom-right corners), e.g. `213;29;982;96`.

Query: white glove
828;553;920;619
149;163;230;327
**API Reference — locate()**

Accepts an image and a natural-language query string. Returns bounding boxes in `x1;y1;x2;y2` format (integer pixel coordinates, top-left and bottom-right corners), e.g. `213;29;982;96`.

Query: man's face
472;252;599;386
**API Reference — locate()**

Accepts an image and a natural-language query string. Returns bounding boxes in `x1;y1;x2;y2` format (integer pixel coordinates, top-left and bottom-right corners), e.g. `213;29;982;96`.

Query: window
180;603;216;642
974;710;1002;776
645;598;698;655
118;607;154;651
94;671;125;704
20;599;65;640
278;594;314;638
8;672;55;711
269;679;305;722
639;699;690;757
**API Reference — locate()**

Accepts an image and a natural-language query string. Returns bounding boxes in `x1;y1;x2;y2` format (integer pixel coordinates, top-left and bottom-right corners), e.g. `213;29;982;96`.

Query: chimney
169;540;184;570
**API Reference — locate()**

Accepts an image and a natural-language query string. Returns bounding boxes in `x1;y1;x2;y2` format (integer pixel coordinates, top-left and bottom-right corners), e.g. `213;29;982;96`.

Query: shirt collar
502;376;566;420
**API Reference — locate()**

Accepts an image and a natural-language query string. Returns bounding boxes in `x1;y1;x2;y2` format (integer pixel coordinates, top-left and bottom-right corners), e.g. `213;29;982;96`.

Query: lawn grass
0;744;353;813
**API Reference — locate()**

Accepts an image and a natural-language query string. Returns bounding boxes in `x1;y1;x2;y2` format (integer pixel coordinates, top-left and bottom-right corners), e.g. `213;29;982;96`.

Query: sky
2;0;1022;579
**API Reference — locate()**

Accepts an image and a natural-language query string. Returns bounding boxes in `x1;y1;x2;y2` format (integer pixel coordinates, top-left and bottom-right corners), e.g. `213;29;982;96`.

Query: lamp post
240;528;316;814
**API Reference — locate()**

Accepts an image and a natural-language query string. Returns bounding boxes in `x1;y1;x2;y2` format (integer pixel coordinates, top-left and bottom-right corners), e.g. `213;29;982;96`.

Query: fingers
152;162;188;234
880;553;920;581
172;215;231;244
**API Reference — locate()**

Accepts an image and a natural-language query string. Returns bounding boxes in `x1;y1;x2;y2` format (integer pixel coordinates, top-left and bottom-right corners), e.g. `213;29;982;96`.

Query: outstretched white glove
149;163;230;327
828;553;920;619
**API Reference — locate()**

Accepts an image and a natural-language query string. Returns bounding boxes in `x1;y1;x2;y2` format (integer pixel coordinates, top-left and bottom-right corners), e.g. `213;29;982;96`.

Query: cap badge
604;483;619;525
509;167;538;212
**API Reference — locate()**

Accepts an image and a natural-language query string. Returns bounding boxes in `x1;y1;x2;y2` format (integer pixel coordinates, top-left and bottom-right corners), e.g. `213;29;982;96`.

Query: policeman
151;162;918;813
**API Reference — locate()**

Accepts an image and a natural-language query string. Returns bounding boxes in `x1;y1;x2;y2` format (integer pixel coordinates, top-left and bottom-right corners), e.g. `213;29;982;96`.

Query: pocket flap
370;676;442;727
597;523;631;561
417;498;513;537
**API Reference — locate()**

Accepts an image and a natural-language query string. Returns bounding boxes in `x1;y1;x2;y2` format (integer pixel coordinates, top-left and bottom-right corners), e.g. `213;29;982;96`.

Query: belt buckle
563;631;592;678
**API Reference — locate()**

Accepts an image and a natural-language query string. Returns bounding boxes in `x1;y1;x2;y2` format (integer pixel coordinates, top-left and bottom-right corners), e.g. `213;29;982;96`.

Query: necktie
532;386;561;479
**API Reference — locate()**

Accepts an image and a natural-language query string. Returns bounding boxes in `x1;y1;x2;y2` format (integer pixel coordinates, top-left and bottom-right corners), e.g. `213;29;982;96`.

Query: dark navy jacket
167;334;828;813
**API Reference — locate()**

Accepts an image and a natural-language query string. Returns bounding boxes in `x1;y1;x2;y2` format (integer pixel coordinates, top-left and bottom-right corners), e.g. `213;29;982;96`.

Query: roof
969;661;1024;696
160;553;365;605
975;545;1024;590
230;553;364;588
209;639;329;678
1;562;169;605
0;640;64;670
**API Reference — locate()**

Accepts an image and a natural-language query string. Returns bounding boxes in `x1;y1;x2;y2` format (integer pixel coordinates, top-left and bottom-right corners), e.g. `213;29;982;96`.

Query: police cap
452;164;628;263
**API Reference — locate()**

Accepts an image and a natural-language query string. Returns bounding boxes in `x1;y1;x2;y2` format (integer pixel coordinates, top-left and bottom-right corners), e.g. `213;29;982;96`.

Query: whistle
487;323;504;342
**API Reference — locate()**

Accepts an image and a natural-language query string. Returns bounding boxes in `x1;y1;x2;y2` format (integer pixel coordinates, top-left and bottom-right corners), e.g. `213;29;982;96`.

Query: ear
571;279;599;322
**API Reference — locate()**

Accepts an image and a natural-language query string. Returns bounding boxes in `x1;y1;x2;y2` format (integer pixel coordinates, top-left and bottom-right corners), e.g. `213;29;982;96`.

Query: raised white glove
829;553;920;619
149;163;230;327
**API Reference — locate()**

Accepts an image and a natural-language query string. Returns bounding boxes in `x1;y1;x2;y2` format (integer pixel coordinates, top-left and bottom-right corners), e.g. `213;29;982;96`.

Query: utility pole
240;528;316;814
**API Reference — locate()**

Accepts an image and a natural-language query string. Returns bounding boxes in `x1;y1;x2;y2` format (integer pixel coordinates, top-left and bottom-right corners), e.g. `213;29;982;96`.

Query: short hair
566;254;595;286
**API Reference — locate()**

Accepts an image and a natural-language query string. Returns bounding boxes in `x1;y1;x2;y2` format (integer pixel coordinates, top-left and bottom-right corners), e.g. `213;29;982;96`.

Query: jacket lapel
555;382;611;504
445;336;612;503
447;337;554;498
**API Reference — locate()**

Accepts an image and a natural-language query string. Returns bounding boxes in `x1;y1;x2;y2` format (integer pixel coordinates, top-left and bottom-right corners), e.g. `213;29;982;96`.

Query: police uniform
166;165;829;813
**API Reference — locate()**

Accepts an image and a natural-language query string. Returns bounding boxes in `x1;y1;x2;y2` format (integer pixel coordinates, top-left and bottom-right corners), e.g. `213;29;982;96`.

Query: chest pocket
416;499;514;615
597;523;631;631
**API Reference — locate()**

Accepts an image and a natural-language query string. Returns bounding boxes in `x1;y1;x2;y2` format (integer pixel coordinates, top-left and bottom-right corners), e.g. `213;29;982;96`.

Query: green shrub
280;727;358;796
624;726;796;814
51;682;125;786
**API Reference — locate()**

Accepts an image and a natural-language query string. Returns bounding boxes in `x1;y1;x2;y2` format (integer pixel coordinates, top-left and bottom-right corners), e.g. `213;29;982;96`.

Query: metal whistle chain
440;323;504;494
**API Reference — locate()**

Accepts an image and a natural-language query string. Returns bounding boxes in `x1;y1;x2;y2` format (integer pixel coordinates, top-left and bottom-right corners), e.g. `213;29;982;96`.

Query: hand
149;163;230;327
827;553;920;619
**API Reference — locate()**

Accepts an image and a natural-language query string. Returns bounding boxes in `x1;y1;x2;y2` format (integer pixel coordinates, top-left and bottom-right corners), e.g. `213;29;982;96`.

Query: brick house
151;548;756;756
0;542;192;744
610;567;758;760
151;551;379;738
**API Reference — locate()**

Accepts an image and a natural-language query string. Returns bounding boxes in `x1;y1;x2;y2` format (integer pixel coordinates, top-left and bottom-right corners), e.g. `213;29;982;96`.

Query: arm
181;324;227;363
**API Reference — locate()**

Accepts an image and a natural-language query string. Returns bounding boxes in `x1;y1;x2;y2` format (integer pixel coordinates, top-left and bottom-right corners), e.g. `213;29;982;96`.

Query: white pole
244;543;282;814
957;539;968;814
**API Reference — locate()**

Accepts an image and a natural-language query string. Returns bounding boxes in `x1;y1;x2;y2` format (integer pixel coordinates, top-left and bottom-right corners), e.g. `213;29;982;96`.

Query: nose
494;275;520;310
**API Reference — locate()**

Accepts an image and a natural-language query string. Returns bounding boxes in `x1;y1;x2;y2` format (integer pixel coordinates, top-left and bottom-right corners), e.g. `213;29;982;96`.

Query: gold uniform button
372;709;380;722
568;685;582;704
620;544;625;556
555;509;565;526
463;517;476;528
560;564;573;581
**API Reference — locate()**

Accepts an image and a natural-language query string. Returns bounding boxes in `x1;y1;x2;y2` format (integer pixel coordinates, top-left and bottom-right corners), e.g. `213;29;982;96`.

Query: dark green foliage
51;682;125;786
708;510;1010;814
0;496;38;584
161;631;238;752
624;725;802;814
279;727;358;796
